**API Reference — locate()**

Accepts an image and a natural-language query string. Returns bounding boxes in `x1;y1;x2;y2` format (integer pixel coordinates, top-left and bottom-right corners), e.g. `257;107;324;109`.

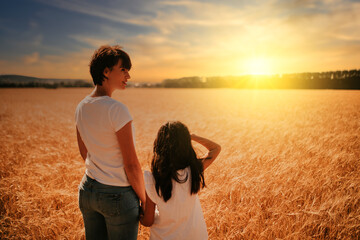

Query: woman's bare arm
76;127;87;161
191;134;221;171
116;121;146;204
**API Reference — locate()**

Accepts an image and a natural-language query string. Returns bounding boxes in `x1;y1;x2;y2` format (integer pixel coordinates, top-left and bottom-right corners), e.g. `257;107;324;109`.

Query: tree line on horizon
161;69;360;89
0;80;93;89
0;75;92;88
1;69;360;89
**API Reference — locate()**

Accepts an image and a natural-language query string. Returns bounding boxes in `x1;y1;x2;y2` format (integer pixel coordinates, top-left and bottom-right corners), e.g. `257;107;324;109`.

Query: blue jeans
78;174;139;240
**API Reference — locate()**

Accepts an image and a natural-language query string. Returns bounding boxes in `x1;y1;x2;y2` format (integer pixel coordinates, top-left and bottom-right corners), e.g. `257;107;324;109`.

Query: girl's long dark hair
151;121;205;202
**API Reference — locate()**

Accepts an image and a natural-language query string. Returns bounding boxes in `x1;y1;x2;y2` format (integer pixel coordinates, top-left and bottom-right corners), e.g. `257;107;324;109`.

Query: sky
0;0;359;82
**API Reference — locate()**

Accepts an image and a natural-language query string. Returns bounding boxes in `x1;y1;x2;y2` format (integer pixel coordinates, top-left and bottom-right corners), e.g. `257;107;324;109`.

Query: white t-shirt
144;168;208;240
75;95;133;186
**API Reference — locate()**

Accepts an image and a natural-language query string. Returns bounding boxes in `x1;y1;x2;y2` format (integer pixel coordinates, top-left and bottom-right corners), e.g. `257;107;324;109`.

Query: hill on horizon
0;74;91;83
0;74;93;88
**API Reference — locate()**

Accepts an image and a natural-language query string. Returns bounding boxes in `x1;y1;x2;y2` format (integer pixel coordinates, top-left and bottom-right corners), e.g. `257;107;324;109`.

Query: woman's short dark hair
89;45;132;86
151;121;205;202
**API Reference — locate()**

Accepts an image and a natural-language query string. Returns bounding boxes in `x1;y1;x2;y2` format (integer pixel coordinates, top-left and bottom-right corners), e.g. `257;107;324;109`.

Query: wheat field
0;88;359;239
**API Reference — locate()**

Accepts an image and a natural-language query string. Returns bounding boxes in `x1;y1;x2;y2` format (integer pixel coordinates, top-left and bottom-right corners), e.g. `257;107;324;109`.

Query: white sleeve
108;102;133;132
144;171;159;204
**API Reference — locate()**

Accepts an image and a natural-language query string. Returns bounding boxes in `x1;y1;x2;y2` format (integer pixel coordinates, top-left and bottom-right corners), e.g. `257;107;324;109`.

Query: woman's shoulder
106;98;129;112
77;95;114;107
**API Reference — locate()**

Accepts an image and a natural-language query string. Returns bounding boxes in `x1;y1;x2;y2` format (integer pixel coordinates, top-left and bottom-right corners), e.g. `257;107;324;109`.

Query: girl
140;121;221;239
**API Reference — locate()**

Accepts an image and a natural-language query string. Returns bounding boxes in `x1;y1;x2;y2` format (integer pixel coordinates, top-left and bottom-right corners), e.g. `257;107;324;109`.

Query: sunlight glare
245;57;272;75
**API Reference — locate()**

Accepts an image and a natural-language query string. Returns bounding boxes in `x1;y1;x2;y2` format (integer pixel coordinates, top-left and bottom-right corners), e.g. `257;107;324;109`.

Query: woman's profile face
106;60;131;90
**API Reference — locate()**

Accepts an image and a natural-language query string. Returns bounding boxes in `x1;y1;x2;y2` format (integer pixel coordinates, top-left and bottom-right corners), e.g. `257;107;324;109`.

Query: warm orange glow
1;88;359;239
244;57;272;75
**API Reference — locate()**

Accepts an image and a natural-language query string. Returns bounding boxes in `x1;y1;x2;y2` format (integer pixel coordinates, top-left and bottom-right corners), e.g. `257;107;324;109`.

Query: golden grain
0;88;359;239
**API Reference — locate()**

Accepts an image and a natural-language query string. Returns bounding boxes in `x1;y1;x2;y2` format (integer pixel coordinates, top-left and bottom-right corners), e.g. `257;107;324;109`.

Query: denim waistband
79;174;133;194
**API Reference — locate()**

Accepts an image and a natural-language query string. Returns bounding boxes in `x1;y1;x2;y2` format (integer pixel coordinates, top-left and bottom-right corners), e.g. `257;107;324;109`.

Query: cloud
280;0;360;46
34;0;146;27
32;34;43;47
1;0;359;81
69;35;116;48
22;52;40;64
29;20;39;29
0;49;92;79
34;0;258;33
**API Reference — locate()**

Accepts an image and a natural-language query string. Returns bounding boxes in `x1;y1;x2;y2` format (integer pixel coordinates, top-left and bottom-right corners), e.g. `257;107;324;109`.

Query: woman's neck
91;85;113;97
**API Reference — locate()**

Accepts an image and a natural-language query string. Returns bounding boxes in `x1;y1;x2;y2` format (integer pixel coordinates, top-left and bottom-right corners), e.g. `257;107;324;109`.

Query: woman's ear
103;67;110;78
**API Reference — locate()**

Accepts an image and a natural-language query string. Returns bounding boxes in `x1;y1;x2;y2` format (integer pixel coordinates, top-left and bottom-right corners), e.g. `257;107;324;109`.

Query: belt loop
87;175;94;191
91;179;95;191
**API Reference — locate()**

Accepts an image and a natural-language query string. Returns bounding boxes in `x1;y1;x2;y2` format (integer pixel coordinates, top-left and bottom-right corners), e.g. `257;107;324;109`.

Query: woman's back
144;167;208;240
75;95;133;186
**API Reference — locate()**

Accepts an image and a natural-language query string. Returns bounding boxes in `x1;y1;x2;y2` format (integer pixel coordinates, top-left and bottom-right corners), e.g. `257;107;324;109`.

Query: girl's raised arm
191;134;221;171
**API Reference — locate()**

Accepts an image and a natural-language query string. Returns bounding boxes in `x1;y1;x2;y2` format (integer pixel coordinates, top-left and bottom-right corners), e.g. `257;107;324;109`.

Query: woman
75;45;145;240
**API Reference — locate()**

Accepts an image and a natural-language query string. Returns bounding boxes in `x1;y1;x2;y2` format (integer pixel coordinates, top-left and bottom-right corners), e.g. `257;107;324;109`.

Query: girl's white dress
144;167;208;240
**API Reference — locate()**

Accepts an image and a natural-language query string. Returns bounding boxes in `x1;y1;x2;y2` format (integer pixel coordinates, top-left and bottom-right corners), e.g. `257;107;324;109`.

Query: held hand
139;202;145;220
141;201;146;213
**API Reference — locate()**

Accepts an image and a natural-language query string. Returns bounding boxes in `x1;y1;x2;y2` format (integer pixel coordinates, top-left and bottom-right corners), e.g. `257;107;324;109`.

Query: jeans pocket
98;193;122;217
98;190;139;217
119;189;139;213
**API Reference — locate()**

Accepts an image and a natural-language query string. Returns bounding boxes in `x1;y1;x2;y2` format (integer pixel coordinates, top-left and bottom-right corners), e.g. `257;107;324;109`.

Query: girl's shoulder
144;170;154;184
144;168;190;184
143;170;159;204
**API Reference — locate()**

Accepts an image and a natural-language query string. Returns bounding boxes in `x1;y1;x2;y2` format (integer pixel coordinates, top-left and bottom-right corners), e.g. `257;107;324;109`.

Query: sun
245;57;272;75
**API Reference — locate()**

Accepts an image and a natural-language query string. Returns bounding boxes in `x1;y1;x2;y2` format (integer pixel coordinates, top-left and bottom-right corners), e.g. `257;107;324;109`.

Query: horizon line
1;68;360;83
